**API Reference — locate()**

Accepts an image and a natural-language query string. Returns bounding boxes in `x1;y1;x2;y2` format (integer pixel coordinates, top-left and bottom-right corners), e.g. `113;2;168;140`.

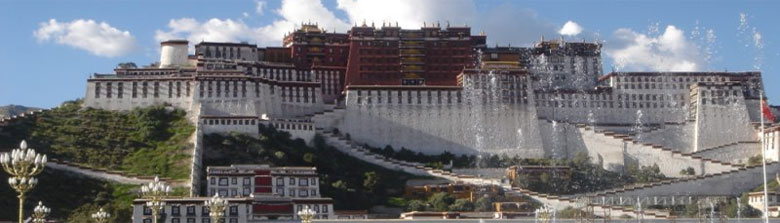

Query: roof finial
423;21;426;27
362;19;366;26
447;21;450;28
540;35;545;42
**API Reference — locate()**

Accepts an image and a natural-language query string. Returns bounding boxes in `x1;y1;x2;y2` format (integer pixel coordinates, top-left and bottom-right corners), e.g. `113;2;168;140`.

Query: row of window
536;100;685;109
614;76;732;83
94;81;190;99
355;90;464;105
203;119;257;126
275;177;316;186
275;188;318;197
142;205;238;216
142;218;237;223
210;177;252;186
272;122;314;131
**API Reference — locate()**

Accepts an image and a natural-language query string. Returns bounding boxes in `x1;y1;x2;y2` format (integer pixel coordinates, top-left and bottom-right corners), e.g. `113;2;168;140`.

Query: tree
679;167;695;176
448;199;475;212
427;192;456;211
303;153;316;163
363;171;380;192
474;196;494;212
407;200;426;211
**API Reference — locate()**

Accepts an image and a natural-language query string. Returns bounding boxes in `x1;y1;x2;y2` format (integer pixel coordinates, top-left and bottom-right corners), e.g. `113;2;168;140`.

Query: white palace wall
692;84;758;152
334;88;545;156
84;79;195;111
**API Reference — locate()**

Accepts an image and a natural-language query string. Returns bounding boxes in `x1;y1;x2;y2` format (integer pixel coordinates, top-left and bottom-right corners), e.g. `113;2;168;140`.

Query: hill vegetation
0;169;136;222
0;100;194;180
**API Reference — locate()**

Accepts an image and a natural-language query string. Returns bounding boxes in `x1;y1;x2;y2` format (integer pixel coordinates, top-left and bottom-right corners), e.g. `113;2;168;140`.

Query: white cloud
558;21;583;36
605;25;704;72
154;0;573;48
336;0;475;29
255;0;266;15
33;19;136;57
155;18;258;44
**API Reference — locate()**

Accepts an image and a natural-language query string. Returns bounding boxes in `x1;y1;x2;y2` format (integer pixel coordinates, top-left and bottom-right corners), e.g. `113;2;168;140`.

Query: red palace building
282;22;487;87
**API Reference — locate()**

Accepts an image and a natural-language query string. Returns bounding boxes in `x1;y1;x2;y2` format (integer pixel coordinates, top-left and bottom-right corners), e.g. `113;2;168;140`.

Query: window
277;188;284;196
118;83;123;98
187;218;196;223
229;206;238;216
202;207;210;216
231;177;237;185
172;218;180;223
95;82;101;98
300;189;309;197
210;177;216;185
289;178;296;185
132;82;138;98
154;82;159;97
144;207;152;215
311;189;317;196
187;206;196;216
229;219;238;223
143;82;148;98
290;189;296;197
299;178;308;186
243;188;250;196
231;189;237;197
219;178;228;186
144;219;152;223
311;178;317;185
243;177;250;186
322;205;329;213
172;206;181;215
201;218;210;223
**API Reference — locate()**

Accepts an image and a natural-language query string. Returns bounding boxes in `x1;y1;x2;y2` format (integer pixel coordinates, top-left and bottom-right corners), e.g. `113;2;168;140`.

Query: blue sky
0;0;778;108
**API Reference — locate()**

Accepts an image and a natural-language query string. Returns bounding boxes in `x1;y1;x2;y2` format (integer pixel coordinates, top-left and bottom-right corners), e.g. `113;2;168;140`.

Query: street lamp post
0;140;47;223
31;201;50;223
205;194;228;223
91;208;111;223
141;176;171;223
297;206;316;223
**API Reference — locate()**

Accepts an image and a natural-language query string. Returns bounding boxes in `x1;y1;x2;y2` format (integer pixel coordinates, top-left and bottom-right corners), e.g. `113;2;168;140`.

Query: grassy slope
0;100;194;179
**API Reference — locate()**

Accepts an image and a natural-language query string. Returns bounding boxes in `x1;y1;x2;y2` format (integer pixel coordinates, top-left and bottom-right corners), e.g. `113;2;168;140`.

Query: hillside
0;169;136;221
0;100;194;180
202;125;425;210
0;104;41;118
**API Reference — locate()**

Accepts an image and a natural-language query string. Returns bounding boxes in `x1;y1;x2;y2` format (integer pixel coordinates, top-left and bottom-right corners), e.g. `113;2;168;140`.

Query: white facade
132;197;251;223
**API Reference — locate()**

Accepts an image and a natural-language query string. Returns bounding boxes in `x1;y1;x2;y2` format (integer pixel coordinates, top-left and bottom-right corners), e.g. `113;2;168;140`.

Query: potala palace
83;22;777;180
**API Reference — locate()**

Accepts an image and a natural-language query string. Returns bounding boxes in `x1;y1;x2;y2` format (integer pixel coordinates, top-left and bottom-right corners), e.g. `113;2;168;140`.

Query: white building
205;165;333;220
131;197;252;223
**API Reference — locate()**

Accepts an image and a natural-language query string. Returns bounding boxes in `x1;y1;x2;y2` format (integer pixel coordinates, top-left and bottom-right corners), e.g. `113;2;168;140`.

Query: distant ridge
0;104;41;118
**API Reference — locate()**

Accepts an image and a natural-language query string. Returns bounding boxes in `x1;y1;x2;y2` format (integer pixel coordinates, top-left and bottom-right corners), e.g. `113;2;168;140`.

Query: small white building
748;191;780;216
763;124;780;162
206;164;321;199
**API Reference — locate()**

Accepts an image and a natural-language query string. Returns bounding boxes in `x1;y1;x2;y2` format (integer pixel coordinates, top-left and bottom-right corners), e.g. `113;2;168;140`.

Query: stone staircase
574;161;780;198
686;141;760;163
46;158;183;186
316;129;670;219
573;123;741;177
